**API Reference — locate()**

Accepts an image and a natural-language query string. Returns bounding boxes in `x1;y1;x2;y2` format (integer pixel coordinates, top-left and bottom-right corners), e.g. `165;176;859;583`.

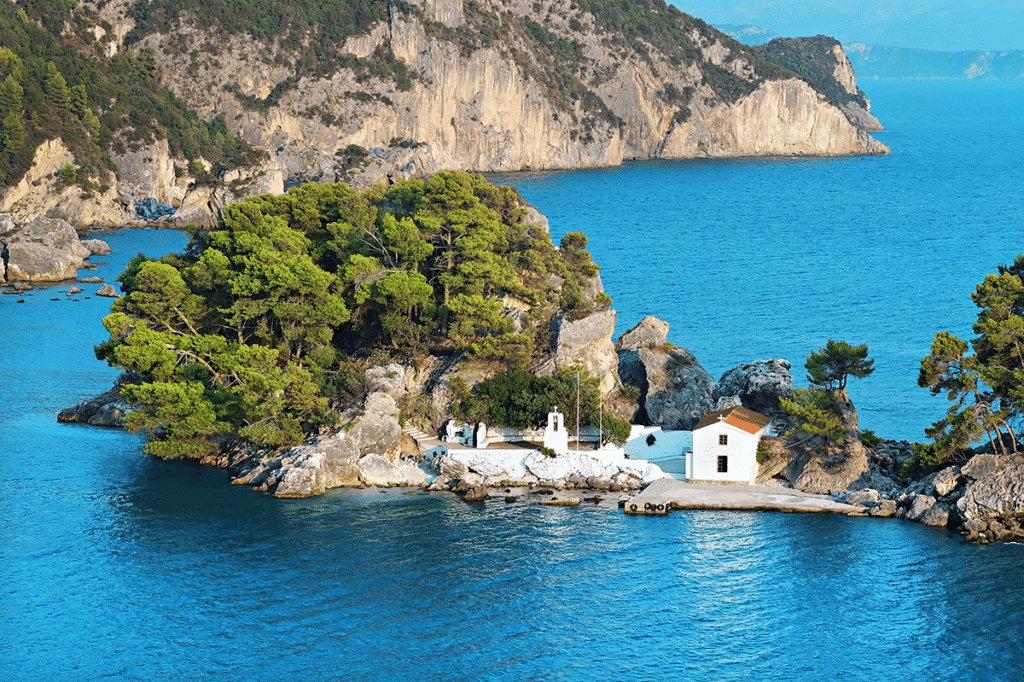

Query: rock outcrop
543;309;618;395
952;454;1024;523
1;215;110;282
785;436;870;495
770;387;869;494
228;365;409;498
754;35;884;133
714;359;794;425
427;448;666;498
57;380;133;428
833;444;1024;542
0;136;284;228
615;316;715;429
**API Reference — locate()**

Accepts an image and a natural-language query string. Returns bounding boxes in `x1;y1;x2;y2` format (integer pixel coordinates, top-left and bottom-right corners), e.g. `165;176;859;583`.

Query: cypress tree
70;84;88;117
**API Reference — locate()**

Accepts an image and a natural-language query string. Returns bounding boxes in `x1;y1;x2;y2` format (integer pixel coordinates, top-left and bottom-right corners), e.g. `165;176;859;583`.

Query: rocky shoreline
58;362;1024;544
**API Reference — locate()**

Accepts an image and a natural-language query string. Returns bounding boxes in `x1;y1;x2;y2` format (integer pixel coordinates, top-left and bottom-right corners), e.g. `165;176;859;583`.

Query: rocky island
7;0;1020;543
49;170;1024;545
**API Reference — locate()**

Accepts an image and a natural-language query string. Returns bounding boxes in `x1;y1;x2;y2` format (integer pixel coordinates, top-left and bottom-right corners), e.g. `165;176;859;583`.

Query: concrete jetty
623;478;862;516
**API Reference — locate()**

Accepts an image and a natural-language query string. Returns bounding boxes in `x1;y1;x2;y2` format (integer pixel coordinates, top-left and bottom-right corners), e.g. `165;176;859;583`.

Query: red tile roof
693;406;772;434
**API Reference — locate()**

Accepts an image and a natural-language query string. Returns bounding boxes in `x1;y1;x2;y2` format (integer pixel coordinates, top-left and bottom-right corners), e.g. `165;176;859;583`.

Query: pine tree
0;74;23;120
70;84;88;117
0;110;25;153
44;61;71;112
805;340;875;392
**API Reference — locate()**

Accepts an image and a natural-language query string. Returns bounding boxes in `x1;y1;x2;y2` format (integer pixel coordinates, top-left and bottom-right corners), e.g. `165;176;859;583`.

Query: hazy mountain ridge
845;44;1024;81
715;23;1024;80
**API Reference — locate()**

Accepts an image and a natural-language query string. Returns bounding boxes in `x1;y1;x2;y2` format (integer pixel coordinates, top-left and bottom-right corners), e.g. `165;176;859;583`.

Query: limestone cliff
754;36;884;133
16;0;889;229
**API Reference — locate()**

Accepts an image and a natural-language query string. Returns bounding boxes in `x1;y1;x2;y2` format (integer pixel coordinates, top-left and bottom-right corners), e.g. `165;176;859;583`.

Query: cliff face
136;0;886;185
755;36;884;133
5;0;888;227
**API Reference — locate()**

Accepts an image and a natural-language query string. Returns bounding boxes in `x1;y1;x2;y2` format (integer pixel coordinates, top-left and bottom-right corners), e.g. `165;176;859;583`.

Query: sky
668;1;1024;52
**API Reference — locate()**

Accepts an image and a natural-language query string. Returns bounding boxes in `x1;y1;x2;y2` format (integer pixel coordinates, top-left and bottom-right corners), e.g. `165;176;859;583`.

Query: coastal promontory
1;0;887;228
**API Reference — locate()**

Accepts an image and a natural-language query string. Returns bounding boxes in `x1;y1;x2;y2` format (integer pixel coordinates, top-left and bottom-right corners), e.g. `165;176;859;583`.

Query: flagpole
575;372;580;451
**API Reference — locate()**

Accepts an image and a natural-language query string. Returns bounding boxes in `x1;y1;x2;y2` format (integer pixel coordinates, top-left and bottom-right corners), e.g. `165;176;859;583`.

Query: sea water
3;81;1023;681
490;80;1024;443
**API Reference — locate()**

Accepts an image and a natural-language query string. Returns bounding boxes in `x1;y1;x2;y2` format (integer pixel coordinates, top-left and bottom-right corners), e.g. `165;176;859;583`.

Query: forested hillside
97;172;625;458
2;0;885;227
0;1;261;190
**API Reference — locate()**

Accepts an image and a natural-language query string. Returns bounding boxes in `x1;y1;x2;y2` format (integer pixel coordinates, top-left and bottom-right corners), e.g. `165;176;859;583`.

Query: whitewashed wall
691;423;760;484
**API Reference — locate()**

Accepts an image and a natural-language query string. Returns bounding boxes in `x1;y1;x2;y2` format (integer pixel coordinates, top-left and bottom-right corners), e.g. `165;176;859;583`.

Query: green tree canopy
805;339;875;391
0;74;23;120
779;387;845;443
454;367;630;443
43;61;71;112
96;175;607;459
916;256;1024;469
0;111;25;154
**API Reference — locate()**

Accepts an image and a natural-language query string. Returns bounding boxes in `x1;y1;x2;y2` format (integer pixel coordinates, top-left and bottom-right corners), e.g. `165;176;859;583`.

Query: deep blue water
3;81;1024;681
491;79;1024;443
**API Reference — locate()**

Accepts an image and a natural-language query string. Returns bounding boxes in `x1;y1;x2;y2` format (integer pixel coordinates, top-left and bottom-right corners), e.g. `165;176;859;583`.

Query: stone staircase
402;423;434;444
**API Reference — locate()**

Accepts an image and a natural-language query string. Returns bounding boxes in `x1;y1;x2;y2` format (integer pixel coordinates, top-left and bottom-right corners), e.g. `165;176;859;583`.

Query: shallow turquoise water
3;82;1024;681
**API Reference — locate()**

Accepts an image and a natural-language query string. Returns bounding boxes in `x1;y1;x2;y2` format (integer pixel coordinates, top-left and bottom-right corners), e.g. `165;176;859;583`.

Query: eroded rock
358;453;407;487
714;359;794;424
545;309;618;395
955;454;1024;522
2;217;91;281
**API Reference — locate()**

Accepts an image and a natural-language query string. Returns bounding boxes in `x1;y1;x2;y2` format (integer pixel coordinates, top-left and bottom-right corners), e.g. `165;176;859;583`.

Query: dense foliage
127;0;415;106
755;36;871;111
779;387;845;443
119;0;798;133
572;0;793;102
97;173;607;458
450;368;631;444
913;256;1024;472
0;0;261;187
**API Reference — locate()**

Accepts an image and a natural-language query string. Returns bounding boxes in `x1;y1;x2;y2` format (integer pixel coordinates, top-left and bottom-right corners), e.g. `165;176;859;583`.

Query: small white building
688;406;772;484
543;408;569;455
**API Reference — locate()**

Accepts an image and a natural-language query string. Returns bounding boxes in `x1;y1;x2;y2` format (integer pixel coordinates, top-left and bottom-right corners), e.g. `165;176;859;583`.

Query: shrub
860;429;883;449
901;443;948;478
59;162;76;184
780;387;845;442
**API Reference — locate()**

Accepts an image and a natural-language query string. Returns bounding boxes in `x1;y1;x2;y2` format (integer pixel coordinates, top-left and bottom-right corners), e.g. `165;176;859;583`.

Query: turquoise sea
3;81;1023;680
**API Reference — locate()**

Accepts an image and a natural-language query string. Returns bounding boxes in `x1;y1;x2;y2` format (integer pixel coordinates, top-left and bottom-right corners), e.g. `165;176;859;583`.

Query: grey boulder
3;217;91;282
